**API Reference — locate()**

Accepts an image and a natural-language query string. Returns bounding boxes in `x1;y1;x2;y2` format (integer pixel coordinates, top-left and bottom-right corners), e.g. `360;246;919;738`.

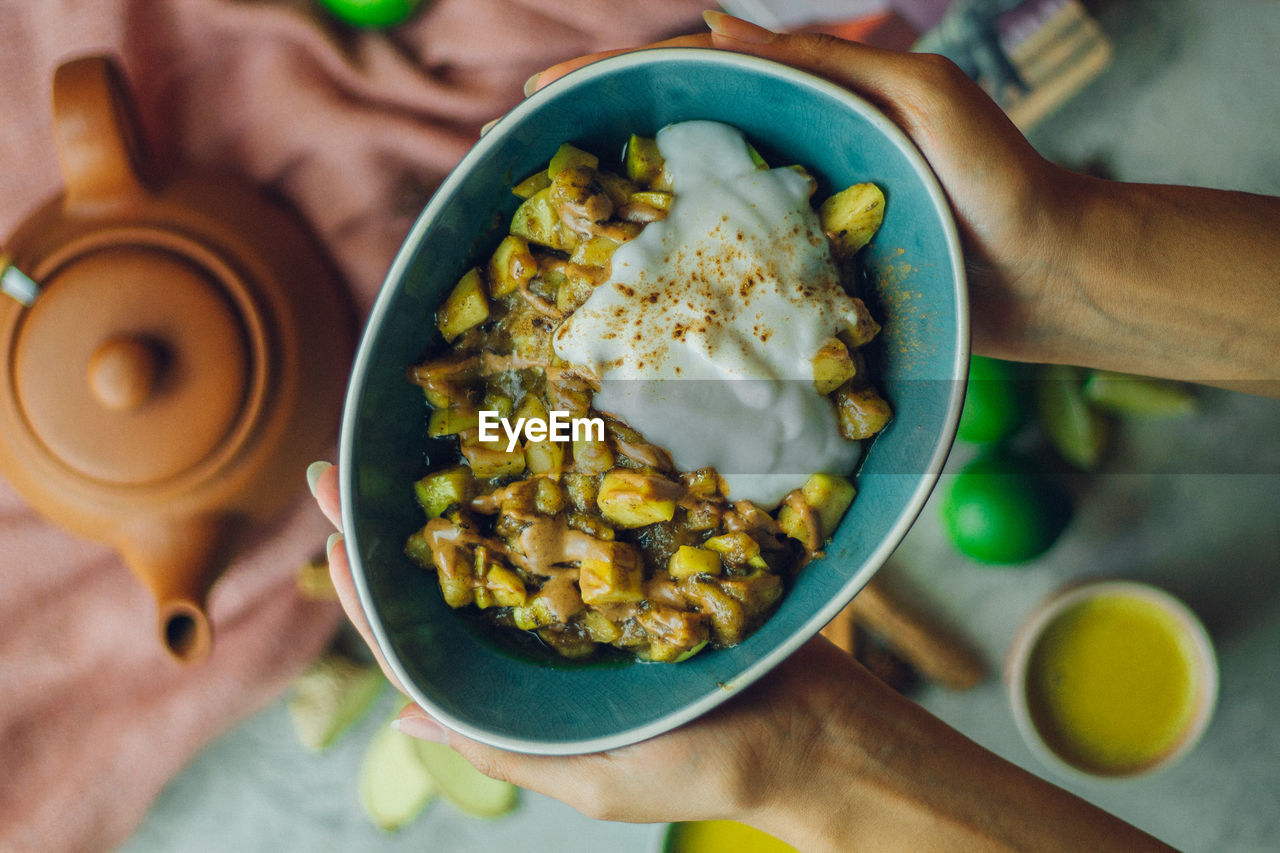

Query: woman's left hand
308;461;870;842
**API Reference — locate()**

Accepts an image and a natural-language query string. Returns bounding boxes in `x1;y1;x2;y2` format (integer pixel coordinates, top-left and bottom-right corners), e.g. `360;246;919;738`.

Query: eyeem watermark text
478;410;605;453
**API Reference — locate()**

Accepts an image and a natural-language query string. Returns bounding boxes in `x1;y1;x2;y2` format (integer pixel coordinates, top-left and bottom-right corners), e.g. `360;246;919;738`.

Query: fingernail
523;72;540;97
480;118;499;136
326;532;343;556
306;460;332;497
703;10;777;44
392;714;449;743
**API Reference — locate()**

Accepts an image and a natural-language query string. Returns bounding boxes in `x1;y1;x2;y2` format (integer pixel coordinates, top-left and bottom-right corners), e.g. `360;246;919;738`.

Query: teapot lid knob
88;335;161;411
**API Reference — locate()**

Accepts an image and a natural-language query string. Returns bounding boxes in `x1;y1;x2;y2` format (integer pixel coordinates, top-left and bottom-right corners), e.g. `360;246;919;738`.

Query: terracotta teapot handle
116;513;228;664
52;56;148;208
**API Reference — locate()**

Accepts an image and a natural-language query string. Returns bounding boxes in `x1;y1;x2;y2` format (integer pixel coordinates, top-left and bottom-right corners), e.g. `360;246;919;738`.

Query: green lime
1082;370;1196;418
941;451;1072;565
317;0;421;29
957;355;1027;444
1037;364;1109;469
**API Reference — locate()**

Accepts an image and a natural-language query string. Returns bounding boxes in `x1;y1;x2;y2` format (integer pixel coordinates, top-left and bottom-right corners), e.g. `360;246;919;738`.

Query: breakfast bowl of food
340;48;967;754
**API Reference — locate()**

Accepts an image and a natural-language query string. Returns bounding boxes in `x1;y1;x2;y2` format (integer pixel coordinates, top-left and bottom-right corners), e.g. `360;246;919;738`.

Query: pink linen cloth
0;1;706;849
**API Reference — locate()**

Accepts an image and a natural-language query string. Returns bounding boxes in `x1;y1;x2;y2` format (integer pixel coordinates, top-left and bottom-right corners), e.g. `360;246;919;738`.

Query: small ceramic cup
1006;580;1218;780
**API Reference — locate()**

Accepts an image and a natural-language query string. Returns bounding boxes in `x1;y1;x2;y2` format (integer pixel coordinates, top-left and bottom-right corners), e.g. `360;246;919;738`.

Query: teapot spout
117;513;228;663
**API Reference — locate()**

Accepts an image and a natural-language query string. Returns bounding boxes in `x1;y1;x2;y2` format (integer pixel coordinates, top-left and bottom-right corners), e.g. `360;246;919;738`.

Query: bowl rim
1004;578;1220;780
340;46;970;754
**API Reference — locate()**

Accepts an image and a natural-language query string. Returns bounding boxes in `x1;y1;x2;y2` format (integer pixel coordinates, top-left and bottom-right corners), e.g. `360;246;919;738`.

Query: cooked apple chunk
596;469;678;528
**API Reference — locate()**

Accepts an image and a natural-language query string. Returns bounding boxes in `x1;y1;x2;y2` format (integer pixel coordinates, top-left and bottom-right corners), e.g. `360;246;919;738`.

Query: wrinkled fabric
0;1;705;849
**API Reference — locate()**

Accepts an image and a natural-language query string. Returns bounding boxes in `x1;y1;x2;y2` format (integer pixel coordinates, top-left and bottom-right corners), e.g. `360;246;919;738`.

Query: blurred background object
724;0;1113;129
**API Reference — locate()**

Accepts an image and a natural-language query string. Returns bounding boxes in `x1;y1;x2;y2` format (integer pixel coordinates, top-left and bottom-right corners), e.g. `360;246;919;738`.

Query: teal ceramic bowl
340;48;968;754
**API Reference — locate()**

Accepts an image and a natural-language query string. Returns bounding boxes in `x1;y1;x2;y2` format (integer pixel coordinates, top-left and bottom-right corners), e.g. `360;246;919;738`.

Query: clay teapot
0;56;354;663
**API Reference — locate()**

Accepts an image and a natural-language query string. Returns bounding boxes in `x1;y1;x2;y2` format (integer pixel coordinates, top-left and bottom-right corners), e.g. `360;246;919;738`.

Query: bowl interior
341;49;967;754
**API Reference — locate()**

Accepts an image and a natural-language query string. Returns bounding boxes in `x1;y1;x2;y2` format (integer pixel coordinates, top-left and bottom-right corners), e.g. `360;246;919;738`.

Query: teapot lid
11;233;263;485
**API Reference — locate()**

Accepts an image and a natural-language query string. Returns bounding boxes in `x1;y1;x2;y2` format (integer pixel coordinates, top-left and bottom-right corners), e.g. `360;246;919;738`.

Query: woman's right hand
530;13;1280;393
530;12;1090;367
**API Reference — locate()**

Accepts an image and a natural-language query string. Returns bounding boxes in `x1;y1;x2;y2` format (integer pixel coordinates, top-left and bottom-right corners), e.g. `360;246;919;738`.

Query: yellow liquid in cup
666;820;798;853
1025;594;1203;774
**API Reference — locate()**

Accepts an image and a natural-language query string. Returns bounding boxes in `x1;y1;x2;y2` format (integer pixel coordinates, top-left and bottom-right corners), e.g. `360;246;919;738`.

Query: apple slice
359;721;437;831
288;654;385;752
414;741;518;818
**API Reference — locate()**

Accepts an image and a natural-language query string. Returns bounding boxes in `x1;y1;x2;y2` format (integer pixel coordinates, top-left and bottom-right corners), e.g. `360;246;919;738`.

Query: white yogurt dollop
553;121;864;507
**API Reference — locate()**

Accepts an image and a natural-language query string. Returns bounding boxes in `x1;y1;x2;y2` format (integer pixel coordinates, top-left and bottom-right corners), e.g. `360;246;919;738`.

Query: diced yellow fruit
638;606;708;661
514;393;549;423
555;274;595;313
720;571;783;615
438;571;474;609
596;469;677;528
580;610;622;643
566;509;614;541
624;134;664;186
408;356;477;398
668;545;722;579
550;166;613;231
534;477;566;515
548;375;592;417
487;235;536;297
673;639;709;663
628;190;673;211
820;182;885;257
563;470;598;511
536;263;568;294
510;187;566;250
703;531;767;570
422;386;450;408
460;437;526;479
578;550;644;605
784;164;818;197
404;528;433;568
569;235;619;268
427;406;480;438
812;337;857;394
512;598;556;630
572;437;614;475
482;563;527;608
833;382;893;441
596;172;638;207
547;142;598;178
436;267;489;342
801;473;858;540
525;440;564;477
683;468;721;499
776;502;814;546
414;466;476;518
838;297;882;348
679;579;746;646
512;169;551;199
482;392;514;421
685;504;720;531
